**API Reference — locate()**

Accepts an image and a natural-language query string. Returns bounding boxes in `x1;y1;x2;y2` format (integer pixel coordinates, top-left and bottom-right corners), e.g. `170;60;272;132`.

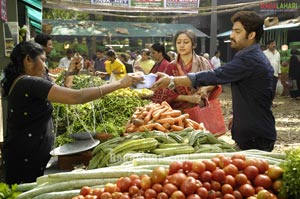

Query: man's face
67;52;74;60
268;41;277;51
44;40;53;55
230;21;253;51
96;52;104;58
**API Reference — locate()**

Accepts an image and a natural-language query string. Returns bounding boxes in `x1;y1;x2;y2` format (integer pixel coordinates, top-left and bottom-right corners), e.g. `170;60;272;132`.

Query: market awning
42;19;208;38
22;0;42;32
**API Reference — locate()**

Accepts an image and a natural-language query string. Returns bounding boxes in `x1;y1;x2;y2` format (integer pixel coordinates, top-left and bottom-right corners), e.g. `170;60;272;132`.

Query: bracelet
98;86;103;97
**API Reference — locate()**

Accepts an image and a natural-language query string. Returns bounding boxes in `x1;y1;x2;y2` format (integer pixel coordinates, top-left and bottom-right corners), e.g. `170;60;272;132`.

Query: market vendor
152;11;276;152
0;41;144;185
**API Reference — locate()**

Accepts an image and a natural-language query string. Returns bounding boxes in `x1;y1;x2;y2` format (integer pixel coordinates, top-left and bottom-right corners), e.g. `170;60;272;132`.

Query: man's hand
151;72;170;90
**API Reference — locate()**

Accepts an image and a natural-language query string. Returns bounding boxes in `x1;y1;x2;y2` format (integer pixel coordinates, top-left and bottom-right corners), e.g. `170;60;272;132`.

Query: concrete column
209;0;218;58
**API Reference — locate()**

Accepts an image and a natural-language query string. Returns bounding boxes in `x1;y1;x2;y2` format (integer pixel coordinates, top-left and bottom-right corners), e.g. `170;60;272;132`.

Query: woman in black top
1;41;143;185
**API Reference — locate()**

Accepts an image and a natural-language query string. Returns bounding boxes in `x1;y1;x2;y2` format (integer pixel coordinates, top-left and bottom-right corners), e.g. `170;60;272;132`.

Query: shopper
264;39;281;100
210;50;221;69
134;48;155;74
58;49;74;69
1;41;144;185
152;11;276;152
288;49;300;99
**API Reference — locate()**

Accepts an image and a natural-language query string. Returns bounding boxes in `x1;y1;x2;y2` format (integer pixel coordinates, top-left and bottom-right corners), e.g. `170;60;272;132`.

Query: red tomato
118;177;132;192
180;176;197;195
152;183;163;193
218;156;232;168
192;161;206;174
233;190;243;199
196;187;208;199
257;189;273;199
235;173;248;186
202;182;211;191
144;189;157;199
182;161;193;173
186;194;201;199
224;175;236;188
187;171;199;180
210;180;221;191
85;195;97;199
231;153;246;160
105;183;117;193
211;157;220;166
163;183;178;197
267;165;283;180
202;160;217;172
151;166;168;184
112;192;123;199
157;192;168;199
101;192;112;199
272;179;283;193
254;174;272;189
140;175;152;190
223;193;235;199
132;178;141;188
129;185;139;196
199;171;212;182
171;190;186;199
223;164;238;176
211;168;226;182
80;186;92;196
231;158;246;171
244;165;259;180
221;184;233;195
168;173;187;187
255;159;269;174
238;184;255;198
169;161;183;175
92;188;104;198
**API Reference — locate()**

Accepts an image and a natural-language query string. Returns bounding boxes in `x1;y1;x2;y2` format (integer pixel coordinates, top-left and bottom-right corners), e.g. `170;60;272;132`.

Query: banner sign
1;0;7;22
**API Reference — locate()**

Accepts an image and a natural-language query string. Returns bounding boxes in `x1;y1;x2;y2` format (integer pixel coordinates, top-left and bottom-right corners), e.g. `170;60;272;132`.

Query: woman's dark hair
173;29;197;49
231;11;264;43
106;50;116;58
34;33;52;47
151;42;171;62
1;41;44;97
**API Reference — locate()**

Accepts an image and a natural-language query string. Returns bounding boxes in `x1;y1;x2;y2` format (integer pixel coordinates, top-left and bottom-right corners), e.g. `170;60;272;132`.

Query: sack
184;99;226;134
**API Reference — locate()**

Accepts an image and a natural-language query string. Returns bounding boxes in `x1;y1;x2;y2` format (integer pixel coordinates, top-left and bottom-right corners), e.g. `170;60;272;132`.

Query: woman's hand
151;72;170;90
68;54;83;72
119;72;144;88
196;87;210;99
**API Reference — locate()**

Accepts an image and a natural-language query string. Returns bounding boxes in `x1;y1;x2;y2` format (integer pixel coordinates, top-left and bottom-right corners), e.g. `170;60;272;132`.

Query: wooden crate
58;150;93;170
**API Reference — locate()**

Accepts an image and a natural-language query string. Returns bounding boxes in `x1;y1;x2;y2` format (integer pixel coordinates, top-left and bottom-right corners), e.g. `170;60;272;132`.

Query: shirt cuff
187;73;197;89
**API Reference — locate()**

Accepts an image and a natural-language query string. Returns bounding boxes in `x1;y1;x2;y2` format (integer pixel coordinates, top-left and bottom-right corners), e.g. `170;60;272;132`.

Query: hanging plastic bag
109;73;117;83
276;79;283;95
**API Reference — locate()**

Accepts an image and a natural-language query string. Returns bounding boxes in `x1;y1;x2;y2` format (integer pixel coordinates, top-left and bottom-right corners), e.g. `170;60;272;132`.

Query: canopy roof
42;19;208;38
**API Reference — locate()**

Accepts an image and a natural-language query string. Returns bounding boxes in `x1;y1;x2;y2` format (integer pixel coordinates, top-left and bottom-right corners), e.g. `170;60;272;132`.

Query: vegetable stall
3;73;300;199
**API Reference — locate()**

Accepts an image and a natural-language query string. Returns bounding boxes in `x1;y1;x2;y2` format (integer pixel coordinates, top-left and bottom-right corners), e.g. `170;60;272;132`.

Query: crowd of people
1;9;300;186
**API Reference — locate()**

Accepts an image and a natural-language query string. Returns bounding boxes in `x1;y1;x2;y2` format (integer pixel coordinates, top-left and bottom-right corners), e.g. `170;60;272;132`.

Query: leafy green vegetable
281;147;300;198
0;183;21;199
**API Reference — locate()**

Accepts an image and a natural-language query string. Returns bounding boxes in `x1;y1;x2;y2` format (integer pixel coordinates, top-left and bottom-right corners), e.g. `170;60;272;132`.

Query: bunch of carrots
125;101;204;133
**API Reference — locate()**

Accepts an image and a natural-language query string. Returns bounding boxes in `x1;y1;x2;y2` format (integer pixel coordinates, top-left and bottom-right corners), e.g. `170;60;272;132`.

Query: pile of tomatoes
72;153;285;199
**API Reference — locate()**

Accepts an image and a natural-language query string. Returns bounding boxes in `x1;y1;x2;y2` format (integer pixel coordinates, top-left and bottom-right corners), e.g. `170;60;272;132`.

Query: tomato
132;178;142;188
235;173;248;186
119;194;130;199
272;179;283;193
202;182;211;191
254;174;272;189
223;193;235;199
223;164;238;176
187;171;199;179
171;190;186;199
140;175;152;190
112;192;123;199
186;194;201;199
207;190;216;199
245;158;257;167
255;186;265;194
101;192;112;199
192;161;206;174
129;185;140;196
255;159;269;174
196;187;208;199
169;161;183;175
202;160;216;172
144;189;157;199
135;196;145;199
211;157;220;166
218;156;232;168
210;180;221;191
200;171;212;182
80;186;92;196
180;176;197;195
157;192;169;199
231;153;246;160
118;177;132;192
244;165;259;180
182;161;193;173
238;184;255;198
224;175;236;188
211;168;226;182
257;189;273;199
267;165;283;180
85;195;97;199
169;173;187;187
152;183;163;193
151;166;168;184
233;190;243;199
92;188;104;198
163;183;178;197
105;183;117;193
231;158;246;171
221;184;233;195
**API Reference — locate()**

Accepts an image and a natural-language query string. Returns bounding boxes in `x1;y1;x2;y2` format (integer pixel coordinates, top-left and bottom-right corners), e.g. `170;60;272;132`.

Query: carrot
162;123;171;130
186;118;201;130
153;123;167;132
161;110;181;118
161;101;173;111
156;118;175;125
170;125;184;131
138;123;156;132
174;115;185;127
132;118;144;127
144;107;154;123
152;107;168;121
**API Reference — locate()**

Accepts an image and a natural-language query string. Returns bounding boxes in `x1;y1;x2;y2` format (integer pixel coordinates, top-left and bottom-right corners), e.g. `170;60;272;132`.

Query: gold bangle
98;86;103;97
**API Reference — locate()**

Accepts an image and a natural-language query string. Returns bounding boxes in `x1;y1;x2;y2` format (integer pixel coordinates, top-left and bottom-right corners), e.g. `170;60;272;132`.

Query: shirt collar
235;44;260;57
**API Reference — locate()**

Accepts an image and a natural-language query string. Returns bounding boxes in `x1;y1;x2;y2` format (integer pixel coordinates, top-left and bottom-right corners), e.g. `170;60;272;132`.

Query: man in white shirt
264;40;281;99
58;49;74;69
210;50;221;69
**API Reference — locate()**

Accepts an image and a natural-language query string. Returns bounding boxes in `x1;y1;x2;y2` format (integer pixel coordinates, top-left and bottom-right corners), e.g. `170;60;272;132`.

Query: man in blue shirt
152;11;276;152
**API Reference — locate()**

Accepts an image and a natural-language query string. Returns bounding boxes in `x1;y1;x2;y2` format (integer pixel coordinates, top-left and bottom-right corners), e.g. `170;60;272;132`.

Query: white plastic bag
276;80;283;95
